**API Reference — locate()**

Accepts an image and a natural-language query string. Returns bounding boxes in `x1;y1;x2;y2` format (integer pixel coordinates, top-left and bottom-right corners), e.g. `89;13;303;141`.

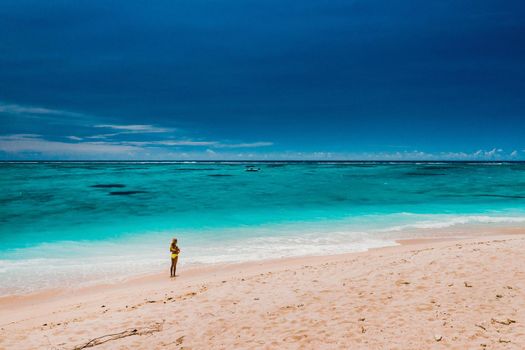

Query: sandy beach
1;234;524;350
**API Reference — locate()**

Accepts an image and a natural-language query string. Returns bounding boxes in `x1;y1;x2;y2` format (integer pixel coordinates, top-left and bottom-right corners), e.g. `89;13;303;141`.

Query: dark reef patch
405;172;446;176
109;191;148;196
91;184;126;188
476;194;525;199
416;166;458;171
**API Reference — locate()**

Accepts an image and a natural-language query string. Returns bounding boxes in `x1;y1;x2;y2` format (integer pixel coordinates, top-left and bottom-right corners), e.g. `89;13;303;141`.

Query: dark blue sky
1;0;524;160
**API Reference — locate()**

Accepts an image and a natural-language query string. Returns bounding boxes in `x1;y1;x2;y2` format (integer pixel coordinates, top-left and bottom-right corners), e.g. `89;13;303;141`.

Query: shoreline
2;216;525;298
2;225;524;309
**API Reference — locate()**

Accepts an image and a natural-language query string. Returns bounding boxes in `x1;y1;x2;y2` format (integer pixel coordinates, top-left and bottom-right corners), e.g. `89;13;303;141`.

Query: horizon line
1;159;524;163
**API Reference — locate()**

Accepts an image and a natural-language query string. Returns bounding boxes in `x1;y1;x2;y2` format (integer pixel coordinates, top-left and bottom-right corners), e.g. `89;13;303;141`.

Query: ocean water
1;161;525;295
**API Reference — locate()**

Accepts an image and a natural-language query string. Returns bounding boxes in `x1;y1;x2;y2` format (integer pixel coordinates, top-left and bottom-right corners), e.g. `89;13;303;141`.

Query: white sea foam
381;215;525;232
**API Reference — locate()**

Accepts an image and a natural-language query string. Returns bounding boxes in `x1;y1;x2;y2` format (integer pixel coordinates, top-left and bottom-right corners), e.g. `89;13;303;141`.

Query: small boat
245;165;260;172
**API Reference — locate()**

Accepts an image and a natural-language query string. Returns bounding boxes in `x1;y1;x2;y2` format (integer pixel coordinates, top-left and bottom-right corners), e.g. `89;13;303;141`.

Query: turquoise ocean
1;161;525;295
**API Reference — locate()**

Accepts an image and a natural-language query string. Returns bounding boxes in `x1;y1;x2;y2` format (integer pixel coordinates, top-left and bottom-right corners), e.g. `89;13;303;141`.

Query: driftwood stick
72;322;163;350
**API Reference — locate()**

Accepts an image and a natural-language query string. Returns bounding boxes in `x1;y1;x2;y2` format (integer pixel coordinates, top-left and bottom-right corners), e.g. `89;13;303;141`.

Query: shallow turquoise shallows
1;161;525;294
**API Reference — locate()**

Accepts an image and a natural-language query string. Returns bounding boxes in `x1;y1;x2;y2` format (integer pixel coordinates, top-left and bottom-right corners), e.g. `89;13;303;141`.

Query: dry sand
1;234;524;349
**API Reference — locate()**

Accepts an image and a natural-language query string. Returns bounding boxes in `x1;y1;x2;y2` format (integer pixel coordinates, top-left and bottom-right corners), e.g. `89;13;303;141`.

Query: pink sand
1;234;524;349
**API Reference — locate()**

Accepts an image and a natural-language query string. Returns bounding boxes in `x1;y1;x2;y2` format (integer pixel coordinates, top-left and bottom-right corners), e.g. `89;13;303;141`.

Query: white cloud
484;148;503;158
0;134;41;140
0;134;139;157
85;133;120;139
213;142;274;148
94;124;173;133
0;134;276;160
311;152;333;159
66;136;83;141
114;140;272;148
124;140;218;147
85;124;175;139
0;102;87;120
1;101;274;154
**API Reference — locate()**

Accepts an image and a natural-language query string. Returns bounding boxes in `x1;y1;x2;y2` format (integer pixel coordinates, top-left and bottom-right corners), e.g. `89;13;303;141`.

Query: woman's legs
173;256;178;277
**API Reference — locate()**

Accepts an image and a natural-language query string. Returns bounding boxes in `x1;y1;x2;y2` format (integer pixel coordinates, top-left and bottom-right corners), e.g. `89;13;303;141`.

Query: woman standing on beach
170;238;180;278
